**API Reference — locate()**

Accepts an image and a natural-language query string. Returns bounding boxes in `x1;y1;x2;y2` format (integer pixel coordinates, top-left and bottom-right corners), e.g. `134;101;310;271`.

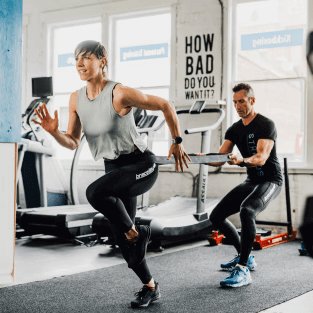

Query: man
209;83;283;287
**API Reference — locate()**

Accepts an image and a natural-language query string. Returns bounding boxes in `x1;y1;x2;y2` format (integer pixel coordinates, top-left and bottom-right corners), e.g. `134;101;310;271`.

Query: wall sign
177;30;221;105
241;28;304;51
58;54;75;67
120;43;168;62
184;34;215;101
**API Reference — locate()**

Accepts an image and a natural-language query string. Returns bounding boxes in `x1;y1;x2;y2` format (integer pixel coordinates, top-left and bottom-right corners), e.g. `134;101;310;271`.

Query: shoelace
226;255;239;265
232;255;240;261
228;267;242;278
134;286;151;298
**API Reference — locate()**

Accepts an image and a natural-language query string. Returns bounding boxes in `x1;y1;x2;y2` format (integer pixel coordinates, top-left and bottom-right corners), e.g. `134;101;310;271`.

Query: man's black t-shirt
225;114;283;186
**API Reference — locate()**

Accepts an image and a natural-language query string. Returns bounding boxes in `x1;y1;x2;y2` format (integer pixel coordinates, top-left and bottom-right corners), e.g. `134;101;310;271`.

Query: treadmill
92;101;227;250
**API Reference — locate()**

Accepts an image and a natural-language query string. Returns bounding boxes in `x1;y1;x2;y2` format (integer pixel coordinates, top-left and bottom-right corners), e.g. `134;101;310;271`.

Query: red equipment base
208;230;297;250
208;230;224;245
253;230;297;250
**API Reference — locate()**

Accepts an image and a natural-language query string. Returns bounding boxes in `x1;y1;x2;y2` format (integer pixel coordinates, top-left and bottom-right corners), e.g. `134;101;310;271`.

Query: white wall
22;0;313;236
0;145;17;285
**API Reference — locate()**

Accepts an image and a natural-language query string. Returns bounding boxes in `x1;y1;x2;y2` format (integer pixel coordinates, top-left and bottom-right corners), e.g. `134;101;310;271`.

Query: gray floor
2;235;313;312
7;235;209;286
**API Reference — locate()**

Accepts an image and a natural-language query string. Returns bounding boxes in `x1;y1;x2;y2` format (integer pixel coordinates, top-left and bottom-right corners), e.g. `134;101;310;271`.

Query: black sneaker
131;282;161;308
127;225;151;268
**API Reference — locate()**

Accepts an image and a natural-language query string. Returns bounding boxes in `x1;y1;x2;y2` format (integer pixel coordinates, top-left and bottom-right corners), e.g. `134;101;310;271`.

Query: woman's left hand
168;143;191;172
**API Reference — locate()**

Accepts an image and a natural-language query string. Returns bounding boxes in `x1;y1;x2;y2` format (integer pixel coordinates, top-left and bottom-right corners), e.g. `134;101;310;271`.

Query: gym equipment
154;153;229;165
92;106;227;250
17;77;70;237
17;106;165;244
18;77;68;209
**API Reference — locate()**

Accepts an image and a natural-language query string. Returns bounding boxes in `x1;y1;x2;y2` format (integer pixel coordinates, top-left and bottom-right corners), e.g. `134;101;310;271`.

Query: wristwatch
238;159;246;167
172;136;183;144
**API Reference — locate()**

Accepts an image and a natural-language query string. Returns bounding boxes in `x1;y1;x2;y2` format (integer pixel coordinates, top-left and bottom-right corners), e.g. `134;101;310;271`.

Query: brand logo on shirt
247;133;264;176
136;163;156;180
264;184;277;202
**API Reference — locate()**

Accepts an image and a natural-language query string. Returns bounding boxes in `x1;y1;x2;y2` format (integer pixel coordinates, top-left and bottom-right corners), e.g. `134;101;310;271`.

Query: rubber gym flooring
0;238;312;312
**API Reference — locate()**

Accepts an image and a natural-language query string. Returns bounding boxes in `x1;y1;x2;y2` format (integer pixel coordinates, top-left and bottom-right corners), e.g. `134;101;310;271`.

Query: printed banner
58;54;75;67
120;43;168;62
241;28;304;51
182;34;217;101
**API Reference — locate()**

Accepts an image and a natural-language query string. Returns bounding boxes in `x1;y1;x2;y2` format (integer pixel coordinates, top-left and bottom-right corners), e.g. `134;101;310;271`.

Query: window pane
53;22;102;93
51;22;101;160
47;94;76;160
236;0;307;81
138;87;170;156
114;13;171;88
234;79;304;162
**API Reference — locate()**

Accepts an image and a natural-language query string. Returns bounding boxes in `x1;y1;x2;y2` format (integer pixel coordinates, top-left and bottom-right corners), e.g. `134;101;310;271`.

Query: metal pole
195;131;210;220
284;158;292;236
39;154;48;207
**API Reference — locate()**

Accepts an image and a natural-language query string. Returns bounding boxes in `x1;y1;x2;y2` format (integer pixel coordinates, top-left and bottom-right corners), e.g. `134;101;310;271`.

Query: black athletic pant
209;179;282;266
86;148;158;284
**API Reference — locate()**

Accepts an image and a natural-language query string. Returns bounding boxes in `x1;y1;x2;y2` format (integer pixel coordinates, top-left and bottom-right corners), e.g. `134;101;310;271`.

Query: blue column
0;0;23;142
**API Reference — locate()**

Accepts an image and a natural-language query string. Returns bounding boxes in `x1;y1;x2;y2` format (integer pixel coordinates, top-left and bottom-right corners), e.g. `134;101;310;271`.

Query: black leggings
209;179;282;266
86;148;159;284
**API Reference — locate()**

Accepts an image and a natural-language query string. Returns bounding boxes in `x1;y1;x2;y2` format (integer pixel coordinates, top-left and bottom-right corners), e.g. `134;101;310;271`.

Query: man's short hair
232;83;255;98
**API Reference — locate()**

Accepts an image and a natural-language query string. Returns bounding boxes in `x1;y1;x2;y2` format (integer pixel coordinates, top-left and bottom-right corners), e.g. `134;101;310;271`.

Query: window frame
109;8;174;154
229;0;308;168
47;18;102;165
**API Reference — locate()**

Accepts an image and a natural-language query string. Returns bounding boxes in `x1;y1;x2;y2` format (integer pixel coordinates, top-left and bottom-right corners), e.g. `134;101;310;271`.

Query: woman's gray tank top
77;80;147;161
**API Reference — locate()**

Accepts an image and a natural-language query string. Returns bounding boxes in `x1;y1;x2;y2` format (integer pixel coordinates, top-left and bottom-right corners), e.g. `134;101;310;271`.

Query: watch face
175;136;183;144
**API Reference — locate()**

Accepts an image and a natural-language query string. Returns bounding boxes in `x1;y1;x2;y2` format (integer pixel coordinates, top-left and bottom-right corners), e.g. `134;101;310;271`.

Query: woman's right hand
32;102;59;134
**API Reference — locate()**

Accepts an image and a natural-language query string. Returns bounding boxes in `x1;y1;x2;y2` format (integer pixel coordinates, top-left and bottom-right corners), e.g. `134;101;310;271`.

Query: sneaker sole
220;279;252;288
221;265;256;272
131;294;161;308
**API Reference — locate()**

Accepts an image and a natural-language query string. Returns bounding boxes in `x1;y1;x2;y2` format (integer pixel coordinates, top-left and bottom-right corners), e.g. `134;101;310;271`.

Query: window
232;0;308;163
49;20;102;160
111;10;172;156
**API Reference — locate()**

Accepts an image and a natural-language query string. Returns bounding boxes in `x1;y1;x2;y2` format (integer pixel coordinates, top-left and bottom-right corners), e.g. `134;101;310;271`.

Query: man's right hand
227;153;242;165
32;103;59;134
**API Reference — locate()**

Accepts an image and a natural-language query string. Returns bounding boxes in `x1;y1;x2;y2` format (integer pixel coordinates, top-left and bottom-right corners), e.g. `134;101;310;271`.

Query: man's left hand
168;143;191;172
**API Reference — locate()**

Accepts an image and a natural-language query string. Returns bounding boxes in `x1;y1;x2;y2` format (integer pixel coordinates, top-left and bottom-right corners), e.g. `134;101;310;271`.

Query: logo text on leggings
264;185;276;202
136;163;156;180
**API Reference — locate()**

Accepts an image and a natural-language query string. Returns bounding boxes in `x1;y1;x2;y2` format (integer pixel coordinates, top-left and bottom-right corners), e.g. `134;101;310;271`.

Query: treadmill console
189;100;206;114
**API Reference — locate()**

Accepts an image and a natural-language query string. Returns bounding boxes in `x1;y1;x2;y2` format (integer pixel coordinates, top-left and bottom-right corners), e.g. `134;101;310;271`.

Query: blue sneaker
220;265;252;288
220;255;256;271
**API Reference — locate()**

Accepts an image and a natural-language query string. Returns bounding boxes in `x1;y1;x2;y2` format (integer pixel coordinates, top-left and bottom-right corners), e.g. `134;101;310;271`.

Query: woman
32;40;190;308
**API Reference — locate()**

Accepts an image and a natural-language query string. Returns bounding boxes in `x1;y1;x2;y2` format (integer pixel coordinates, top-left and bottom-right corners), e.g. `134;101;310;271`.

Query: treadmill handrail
137;116;166;134
176;108;225;134
19;138;55;156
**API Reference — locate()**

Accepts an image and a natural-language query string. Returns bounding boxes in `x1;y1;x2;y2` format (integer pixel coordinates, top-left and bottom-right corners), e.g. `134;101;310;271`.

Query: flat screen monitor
32;77;53;98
